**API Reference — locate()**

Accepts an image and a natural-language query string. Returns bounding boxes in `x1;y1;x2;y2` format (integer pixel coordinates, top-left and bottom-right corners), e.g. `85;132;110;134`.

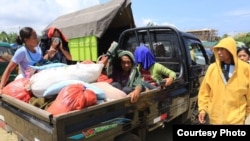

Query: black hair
15;36;23;45
15;27;34;45
191;43;197;49
237;47;250;56
54;29;63;39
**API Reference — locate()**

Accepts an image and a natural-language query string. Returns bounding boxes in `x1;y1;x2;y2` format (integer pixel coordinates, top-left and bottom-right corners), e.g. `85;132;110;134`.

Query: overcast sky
1;0;250;36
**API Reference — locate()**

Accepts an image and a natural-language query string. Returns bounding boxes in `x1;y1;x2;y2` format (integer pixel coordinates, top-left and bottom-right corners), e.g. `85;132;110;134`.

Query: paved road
0;128;18;141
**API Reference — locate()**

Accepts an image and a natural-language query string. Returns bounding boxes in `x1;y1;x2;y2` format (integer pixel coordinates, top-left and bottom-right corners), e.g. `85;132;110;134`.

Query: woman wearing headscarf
111;50;143;103
40;27;72;64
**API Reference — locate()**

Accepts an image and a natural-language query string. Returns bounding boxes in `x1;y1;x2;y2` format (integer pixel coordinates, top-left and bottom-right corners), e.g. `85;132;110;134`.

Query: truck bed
0;84;190;141
1;88;179;141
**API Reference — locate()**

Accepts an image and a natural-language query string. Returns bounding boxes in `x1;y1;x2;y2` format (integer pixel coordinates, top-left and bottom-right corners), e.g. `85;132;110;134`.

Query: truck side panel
0;101;54;141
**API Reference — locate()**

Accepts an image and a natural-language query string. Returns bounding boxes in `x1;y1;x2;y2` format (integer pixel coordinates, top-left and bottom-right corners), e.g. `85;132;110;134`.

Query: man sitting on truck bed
111;50;143;103
134;45;176;89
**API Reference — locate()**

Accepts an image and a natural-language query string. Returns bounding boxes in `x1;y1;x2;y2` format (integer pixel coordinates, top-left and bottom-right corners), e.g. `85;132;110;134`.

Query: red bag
97;73;113;84
83;89;97;107
2;78;31;102
46;84;97;116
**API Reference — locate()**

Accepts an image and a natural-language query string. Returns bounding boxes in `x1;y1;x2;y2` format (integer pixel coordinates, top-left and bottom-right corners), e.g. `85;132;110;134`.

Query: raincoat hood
198;37;250;124
213;37;237;67
134;45;156;70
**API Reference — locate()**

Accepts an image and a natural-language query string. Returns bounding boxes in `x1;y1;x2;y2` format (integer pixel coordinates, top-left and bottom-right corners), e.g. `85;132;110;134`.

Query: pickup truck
0;26;209;141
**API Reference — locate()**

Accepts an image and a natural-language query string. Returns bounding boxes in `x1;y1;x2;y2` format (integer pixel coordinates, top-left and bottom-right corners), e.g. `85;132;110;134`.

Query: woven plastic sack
2;78;31;102
46;84;97;116
29;63;103;97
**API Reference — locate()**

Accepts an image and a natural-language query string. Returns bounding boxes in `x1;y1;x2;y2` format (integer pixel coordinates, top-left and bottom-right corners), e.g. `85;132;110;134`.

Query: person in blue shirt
0;27;42;93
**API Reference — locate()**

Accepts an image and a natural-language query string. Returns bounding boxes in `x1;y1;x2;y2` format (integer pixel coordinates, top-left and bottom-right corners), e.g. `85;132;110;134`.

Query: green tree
222;34;229;38
0;31;9;42
0;31;18;43
8;32;18;43
234;32;250;48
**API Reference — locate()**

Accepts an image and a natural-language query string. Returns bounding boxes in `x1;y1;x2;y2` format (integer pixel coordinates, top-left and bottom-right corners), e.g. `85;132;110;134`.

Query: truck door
186;39;209;89
184;38;209;124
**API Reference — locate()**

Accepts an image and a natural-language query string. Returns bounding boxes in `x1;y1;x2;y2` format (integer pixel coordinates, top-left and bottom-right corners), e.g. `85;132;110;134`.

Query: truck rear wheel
114;133;141;141
190;106;199;125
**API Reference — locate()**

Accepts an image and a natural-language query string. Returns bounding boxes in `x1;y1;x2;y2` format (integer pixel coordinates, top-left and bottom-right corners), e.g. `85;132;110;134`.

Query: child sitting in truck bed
134;45;176;89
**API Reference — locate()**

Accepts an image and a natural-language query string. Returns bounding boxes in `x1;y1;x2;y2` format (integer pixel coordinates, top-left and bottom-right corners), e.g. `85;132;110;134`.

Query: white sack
30;63;104;97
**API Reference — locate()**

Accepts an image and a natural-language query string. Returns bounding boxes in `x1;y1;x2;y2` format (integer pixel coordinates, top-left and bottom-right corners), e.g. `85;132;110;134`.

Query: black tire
190;106;200;125
114;133;141;141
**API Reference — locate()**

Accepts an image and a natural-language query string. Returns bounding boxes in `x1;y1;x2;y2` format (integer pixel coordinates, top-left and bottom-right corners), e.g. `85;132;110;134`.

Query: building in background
186;28;218;41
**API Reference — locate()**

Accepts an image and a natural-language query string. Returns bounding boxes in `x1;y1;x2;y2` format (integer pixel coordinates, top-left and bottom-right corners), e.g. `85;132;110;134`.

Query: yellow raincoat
198;37;250;124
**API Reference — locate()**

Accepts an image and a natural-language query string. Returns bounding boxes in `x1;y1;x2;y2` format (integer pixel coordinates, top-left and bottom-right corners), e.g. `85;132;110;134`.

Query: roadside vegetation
1;30;250;48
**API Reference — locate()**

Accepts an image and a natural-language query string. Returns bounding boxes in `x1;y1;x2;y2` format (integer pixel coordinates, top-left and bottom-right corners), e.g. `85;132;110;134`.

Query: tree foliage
234;33;250;48
0;31;18;43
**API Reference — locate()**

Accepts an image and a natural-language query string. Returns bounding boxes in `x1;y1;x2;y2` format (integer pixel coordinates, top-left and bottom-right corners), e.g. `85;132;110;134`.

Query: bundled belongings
29;63;104;97
2;78;32;102
43;79;106;100
46;83;97;115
